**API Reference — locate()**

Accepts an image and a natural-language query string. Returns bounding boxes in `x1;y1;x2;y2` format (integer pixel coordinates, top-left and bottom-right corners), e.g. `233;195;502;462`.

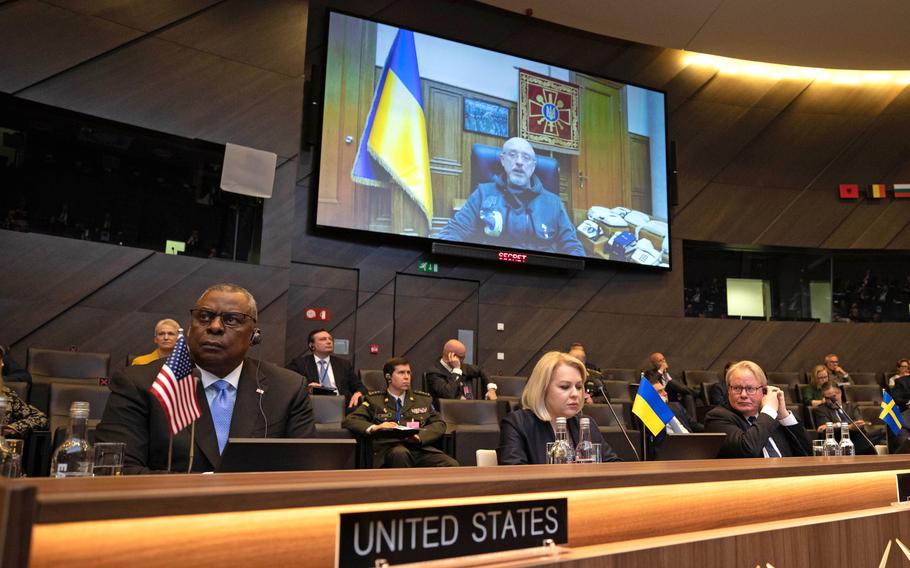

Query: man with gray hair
97;283;315;473
705;360;811;458
437;137;584;256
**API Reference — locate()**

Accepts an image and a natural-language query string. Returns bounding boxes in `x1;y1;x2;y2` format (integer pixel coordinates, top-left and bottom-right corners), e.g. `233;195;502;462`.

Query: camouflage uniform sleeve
2;386;49;438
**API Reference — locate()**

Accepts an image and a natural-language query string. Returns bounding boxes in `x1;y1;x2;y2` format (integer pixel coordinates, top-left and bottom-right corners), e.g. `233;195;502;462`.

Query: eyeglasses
729;385;762;395
503;150;536;163
189;309;255;328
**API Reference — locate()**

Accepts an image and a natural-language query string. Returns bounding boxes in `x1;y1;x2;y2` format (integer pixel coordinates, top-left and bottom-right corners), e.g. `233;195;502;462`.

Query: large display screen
314;11;670;268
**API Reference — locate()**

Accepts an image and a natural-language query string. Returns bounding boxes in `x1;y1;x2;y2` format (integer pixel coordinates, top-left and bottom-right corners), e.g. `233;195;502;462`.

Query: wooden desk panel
18;457;910;568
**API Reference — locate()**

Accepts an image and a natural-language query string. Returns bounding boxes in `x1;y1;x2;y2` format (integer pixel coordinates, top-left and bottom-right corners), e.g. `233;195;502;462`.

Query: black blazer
643;369;700;402
425;360;489;405
812;402;877;455
96;358;315;474
497;409;620;465
286;353;364;402
704;405;811;458
892;376;910;409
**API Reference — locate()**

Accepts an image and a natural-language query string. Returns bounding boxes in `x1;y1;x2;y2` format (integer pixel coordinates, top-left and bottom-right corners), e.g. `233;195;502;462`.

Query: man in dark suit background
425;339;496;406
96;283;315;473
705;360;811;458
287;328;365;408
644;352;700;417
813;382;881;454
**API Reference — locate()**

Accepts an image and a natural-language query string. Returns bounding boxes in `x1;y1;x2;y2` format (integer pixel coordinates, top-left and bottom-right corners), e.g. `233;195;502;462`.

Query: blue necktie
748;416;781;458
210;380;235;454
395;398;402;424
319;360;331;389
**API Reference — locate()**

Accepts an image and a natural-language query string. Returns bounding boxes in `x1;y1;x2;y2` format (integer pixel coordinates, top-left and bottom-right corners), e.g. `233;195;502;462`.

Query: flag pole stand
166;435;173;473
187;421;197;473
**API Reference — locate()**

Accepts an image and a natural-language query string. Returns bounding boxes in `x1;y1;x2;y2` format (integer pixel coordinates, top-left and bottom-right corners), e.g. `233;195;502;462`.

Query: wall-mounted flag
894;184;910;199
870;184;887;199
839;183;859;199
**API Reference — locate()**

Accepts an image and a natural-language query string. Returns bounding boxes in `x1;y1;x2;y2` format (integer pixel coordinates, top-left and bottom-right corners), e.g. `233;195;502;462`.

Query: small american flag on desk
150;334;201;436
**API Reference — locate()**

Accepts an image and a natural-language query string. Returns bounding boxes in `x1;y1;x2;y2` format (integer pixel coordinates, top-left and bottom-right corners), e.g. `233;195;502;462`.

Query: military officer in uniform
343;356;459;468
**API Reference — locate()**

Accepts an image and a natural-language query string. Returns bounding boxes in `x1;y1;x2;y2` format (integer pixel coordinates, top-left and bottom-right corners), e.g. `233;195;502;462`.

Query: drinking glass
2;439;24;478
812;439;825;457
93;442;125;476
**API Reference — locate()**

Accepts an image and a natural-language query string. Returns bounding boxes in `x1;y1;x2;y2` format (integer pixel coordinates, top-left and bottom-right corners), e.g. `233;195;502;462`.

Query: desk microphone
592;376;640;461
826;396;876;451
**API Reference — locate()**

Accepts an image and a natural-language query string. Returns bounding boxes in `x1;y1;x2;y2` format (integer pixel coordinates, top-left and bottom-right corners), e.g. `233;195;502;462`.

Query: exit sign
418;261;438;273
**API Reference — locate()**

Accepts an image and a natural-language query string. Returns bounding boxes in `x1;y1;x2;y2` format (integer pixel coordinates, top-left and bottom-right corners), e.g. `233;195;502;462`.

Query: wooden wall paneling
255;290;288;366
584;253;682;317
819;198;907;249
715;113;874;189
78;253;207;312
758;190;857;248
478;304;578;375
157;0;307;77
285;263;359;366
44;0;222;33
672;103;780;210
0;0;141;93
351;284;394;368
20;38;302;158
656;65;717;113
778;322;910;374
259;158;298;268
348;246;423;293
601;44;668;89
808;114;910;191
478;270;587;310
691;74;791;108
712;320;816;372
788;81;906;117
627;49;690;92
840;201;910;249
426;85;463;221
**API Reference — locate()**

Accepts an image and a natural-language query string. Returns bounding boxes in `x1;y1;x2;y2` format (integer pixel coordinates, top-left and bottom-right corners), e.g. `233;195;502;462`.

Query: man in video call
425;339;497;406
436;136;585;256
96;283;315;473
287;328;365;408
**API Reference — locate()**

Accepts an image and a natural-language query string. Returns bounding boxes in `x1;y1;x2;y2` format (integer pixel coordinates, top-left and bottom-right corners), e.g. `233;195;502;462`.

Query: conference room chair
770;383;801;404
601;426;642;462
583;403;628;428
843;384;884;405
438;399;505;466
683;370;721;392
766;371;803;386
358;369;386;392
311;395;352;439
601;368;640;382
599;380;633;403
26;347;111;415
48;383;110;439
5;380;29;404
847;372;882;386
489;375;527;411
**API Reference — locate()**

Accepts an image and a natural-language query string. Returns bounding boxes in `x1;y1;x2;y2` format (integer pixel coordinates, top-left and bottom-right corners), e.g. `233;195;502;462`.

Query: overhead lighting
682;52;910;86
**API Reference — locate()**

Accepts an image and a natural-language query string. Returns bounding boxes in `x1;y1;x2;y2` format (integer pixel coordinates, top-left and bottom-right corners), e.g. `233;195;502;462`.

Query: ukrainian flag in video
351;29;433;226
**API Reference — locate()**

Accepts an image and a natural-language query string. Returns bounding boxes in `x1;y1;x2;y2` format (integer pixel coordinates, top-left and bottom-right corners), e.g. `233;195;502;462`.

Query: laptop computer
653;433;726;460
216;438;357;473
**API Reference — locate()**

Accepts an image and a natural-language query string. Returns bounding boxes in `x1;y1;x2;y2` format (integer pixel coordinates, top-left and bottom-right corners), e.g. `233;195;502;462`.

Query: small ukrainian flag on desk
632;376;675;435
880;390;904;435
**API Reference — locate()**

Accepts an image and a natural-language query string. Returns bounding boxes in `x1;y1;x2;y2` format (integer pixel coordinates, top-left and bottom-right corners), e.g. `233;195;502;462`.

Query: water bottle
823;421;840;456
547;417;573;464
0;397;10;475
576;417;595;463
839;423;855;456
50;401;93;478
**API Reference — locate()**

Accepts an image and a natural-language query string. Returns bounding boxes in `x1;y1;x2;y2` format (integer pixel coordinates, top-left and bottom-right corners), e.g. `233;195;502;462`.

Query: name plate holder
893;472;910;507
373;539;567;567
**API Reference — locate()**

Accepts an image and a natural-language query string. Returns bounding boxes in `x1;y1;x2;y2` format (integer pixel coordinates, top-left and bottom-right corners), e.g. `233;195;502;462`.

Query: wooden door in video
574;77;626;213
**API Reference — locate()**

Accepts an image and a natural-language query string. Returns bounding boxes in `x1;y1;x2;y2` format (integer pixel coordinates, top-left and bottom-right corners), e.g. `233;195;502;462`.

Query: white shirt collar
439;358;452;373
198;362;244;391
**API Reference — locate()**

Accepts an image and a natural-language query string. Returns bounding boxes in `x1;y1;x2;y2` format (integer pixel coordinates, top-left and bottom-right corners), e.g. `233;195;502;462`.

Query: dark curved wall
1;0;908;379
